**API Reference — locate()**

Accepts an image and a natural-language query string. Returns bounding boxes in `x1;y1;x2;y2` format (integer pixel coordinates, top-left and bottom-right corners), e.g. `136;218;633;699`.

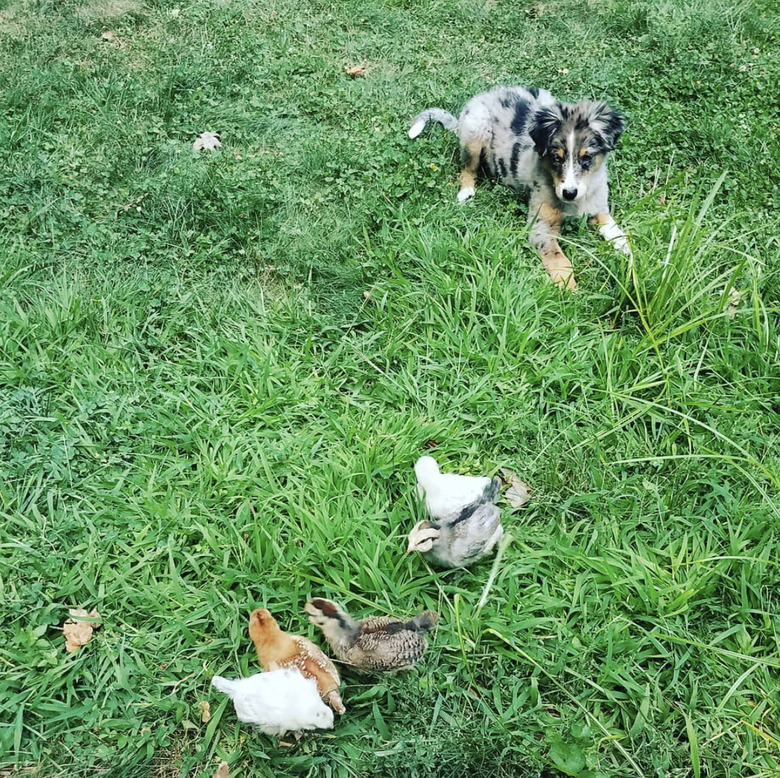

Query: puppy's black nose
562;188;577;201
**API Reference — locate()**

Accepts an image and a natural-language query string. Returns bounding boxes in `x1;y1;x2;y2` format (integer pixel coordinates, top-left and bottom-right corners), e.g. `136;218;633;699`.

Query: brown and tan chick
248;608;346;714
304;598;439;672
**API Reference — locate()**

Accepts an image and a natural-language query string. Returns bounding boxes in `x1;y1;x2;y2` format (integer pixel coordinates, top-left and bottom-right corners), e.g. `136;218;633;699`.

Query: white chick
211;668;334;736
414;455;501;524
407;501;503;568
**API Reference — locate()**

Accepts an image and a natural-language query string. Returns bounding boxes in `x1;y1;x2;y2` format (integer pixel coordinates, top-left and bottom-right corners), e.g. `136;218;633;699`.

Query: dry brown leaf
344;64;365;77
499;468;531;509
214;761;229;778
100;30;124;46
198;700;211;723
63;608;101;653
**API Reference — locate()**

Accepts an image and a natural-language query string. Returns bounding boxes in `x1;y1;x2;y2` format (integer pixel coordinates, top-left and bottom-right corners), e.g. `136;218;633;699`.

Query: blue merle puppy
409;86;629;290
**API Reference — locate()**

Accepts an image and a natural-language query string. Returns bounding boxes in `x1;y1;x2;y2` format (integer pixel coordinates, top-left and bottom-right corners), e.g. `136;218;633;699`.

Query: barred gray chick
304;598;439;671
407;499;503;568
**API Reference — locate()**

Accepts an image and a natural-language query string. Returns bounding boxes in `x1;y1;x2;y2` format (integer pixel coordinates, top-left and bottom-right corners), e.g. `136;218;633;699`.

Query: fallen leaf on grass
499;468;531;509
214;761;229;778
63;608;101;653
193;131;221;152
345;64;365;77
198;700;211;723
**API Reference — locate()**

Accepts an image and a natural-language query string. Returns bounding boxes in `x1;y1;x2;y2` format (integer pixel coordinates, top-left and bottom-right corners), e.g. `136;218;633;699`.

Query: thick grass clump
1;0;778;776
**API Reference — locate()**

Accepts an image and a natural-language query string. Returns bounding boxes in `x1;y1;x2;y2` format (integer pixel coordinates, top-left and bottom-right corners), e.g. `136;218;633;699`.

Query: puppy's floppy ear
529;104;564;153
590;102;624;152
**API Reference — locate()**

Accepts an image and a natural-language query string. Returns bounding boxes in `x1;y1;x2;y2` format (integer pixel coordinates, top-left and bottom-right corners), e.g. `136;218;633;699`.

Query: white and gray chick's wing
430;501;503;567
416;455;501;524
428;474;501;525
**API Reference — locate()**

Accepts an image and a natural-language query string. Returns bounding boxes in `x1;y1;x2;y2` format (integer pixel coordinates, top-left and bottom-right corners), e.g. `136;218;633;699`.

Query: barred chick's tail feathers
409;610;439;633
211;675;237;698
408;108;458;139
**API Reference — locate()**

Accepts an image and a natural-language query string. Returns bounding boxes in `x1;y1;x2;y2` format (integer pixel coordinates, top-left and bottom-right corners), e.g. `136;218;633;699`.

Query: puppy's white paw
599;219;631;256
457;186;475;203
408;121;426;139
613;235;632;256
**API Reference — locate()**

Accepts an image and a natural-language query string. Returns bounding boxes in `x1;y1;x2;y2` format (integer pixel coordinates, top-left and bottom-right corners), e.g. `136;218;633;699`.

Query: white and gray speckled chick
414;455;501;524
410;455;503;567
407;500;503;568
211;668;334;736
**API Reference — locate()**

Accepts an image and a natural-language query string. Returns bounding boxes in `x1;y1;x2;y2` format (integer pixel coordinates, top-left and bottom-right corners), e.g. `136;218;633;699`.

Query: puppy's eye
580;152;593;166
555;148;565;160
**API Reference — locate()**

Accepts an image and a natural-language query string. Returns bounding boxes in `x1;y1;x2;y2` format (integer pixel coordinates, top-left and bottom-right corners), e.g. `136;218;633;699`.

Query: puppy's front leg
529;203;576;290
457;139;484;203
592;212;631;256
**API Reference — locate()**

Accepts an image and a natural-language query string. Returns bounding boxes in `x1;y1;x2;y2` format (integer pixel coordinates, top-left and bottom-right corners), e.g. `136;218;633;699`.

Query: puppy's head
529;101;624;203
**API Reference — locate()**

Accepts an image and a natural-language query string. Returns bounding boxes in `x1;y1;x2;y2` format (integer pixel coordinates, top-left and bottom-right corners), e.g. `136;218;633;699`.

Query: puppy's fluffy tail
408;108;458;139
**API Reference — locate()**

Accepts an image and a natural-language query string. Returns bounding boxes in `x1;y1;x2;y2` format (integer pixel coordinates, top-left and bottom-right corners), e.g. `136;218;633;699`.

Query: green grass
1;0;779;776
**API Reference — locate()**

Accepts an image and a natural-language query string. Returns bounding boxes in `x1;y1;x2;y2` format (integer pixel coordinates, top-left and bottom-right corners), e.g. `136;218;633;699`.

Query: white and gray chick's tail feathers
484;476;502;504
408;108;459;139
211;675;237;698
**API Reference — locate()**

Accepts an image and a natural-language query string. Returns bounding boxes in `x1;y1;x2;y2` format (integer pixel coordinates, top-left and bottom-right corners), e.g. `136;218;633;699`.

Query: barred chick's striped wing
350;617;430;671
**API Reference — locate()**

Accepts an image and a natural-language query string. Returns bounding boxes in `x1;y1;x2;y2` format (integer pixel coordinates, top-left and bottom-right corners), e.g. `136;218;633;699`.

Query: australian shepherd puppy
409;86;629;290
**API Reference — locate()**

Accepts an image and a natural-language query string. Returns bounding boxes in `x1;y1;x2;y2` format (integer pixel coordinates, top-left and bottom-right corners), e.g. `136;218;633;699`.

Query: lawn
1;0;779;775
